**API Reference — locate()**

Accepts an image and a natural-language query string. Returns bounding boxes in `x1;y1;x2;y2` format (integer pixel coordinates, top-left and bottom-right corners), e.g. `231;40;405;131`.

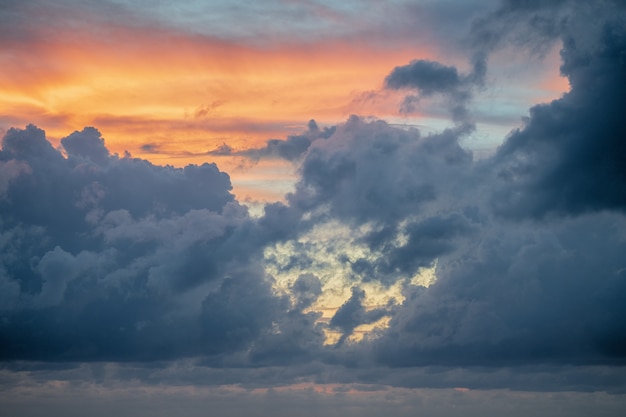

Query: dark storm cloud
341;1;626;368
264;0;626;370
61;127;111;166
491;16;626;217
0;125;319;362
0;159;30;197
370;212;626;367
2;0;626;397
469;0;571;54
276;107;626;369
0;125;235;256
368;213;474;277
385;0;621;127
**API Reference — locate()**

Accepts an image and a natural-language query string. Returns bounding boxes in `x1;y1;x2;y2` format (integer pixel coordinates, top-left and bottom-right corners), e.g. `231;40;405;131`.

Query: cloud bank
1;1;625;407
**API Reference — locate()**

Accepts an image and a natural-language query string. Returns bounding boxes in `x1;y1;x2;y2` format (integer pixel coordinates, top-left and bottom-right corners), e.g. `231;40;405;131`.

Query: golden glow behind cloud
0;11;435;202
0;2;568;203
0;18;426;156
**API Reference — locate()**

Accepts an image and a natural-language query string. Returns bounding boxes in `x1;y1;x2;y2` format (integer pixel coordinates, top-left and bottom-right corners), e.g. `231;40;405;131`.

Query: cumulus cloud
0;125;319;362
266;0;626;371
385;60;464;96
1;0;626;398
351;0;626;368
289;116;473;224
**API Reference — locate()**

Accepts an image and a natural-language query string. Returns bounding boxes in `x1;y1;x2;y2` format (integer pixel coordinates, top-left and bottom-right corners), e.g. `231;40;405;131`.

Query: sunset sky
1;1;625;416
0;0;568;202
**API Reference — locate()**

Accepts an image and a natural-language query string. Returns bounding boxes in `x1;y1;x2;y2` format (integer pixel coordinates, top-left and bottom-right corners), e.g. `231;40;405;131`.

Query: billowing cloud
491;15;626;217
385;60;464;96
1;2;626;413
257;0;626;371
370;212;626;367
0;125;320;362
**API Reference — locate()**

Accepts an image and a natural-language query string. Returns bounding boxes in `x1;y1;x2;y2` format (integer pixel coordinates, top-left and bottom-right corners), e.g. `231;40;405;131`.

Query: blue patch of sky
107;0;360;42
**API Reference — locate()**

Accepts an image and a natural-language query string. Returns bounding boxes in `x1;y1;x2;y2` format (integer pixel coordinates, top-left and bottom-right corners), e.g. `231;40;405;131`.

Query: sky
0;0;625;416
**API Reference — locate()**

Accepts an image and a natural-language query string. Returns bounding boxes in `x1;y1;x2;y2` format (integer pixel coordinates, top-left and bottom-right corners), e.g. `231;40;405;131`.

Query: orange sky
0;21;426;154
0;19;434;202
0;5;569;203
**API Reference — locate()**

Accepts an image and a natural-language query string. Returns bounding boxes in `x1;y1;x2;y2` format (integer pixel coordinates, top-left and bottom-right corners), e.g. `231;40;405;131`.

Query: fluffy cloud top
0;125;323;362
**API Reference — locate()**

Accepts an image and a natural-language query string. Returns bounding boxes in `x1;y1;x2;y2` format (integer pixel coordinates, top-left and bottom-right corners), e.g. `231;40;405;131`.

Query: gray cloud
385;65;470;122
291;273;323;311
490;12;626;217
2;0;626;399
385;60;463;96
272;0;626;370
289;116;474;225
0;125;319;362
329;287;388;346
349;1;626;368
370;212;626;367
208;120;336;162
384;55;487;122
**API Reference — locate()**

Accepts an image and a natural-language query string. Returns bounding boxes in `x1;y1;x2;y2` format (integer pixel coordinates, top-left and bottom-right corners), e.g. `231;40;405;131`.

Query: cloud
291;273;323;311
208;120;336;162
3;373;625;417
384;56;486;122
61;127;111;165
272;109;626;369
385;60;463;96
267;0;626;370
469;0;572;54
0;159;30;198
2;0;626;400
370;212;626;367
0;125;319;362
340;1;626;368
491;12;626;217
329;286;389;345
289;116;473;224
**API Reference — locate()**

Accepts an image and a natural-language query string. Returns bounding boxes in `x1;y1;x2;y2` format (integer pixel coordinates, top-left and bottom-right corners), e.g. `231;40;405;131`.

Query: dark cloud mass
0;125;319;362
492;18;626;217
373;212;626;367
361;0;626;368
1;0;626;398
